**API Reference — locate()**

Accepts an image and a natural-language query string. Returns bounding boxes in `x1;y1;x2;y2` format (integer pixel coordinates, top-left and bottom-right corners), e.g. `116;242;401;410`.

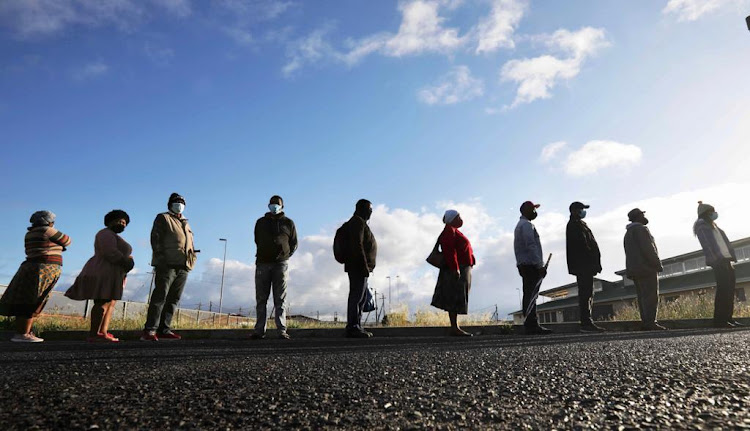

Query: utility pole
386;276;392;314
396;275;400;306
219;238;227;315
196;302;201;323
209;301;213;312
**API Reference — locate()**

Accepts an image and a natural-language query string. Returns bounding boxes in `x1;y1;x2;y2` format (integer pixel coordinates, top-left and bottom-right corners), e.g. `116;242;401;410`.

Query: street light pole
219;238;227;315
396;275;400;305
386;276;392;313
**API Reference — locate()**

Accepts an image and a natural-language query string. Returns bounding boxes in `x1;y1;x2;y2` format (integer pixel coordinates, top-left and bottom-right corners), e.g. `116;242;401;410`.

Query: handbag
426;237;444;268
363;284;376;312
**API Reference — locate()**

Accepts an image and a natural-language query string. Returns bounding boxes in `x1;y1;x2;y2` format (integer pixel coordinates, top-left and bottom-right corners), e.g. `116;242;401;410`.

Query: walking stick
524;253;553;320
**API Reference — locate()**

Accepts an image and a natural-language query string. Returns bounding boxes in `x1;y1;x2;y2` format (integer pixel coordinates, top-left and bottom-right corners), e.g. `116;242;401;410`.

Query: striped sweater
25;226;72;265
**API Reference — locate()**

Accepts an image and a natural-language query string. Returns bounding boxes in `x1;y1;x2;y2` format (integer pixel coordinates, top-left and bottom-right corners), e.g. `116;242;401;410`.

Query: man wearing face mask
251;195;298;340
624;208;665;330
566;201;604;332
142;193;197;341
514;201;551;334
343;199;377;338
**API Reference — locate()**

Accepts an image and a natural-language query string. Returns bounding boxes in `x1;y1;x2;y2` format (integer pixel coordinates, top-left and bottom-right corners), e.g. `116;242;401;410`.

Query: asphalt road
2;328;750;430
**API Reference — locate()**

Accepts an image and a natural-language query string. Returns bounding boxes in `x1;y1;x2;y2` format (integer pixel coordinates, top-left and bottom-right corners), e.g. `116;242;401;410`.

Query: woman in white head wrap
430;209;476;336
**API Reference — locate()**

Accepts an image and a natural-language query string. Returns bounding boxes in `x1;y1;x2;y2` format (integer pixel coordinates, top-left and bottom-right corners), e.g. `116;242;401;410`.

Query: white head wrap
443;209;459;224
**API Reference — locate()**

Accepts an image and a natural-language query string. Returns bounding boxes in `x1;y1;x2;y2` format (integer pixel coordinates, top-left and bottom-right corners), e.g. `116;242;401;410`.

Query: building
511;237;750;325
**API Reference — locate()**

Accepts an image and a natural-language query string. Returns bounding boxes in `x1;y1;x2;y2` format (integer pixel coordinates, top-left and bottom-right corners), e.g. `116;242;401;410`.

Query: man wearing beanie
142;193;197;341
566;201;604;332
252;195;298;340
623;208;665;330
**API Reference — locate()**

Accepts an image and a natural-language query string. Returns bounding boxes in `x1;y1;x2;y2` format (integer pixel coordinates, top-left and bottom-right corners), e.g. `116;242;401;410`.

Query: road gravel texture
1;328;750;430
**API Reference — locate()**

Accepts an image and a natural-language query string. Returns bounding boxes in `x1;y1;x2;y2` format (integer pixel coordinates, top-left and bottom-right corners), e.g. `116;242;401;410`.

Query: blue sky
2;0;750;318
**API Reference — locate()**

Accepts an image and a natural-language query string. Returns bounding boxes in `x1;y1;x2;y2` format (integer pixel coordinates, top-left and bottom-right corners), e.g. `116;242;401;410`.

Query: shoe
525;325;552;335
158;330;182;341
714;321;735;328
730;320;745;327
580;323;605;332
363;330;374;338
250;332;266;340
10;333;43;343
345;329;371;338
140;330;159;341
449;329;474;337
87;333;118;343
642;323;667;331
278;331;291;340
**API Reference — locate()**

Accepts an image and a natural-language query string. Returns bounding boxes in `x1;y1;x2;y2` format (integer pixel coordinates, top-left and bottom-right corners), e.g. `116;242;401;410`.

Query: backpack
333;221;349;264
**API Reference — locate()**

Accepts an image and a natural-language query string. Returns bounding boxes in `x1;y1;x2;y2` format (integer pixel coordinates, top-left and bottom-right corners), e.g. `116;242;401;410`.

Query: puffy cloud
381;0;466;56
215;0;294;47
662;0;732;22
563;140;642;176
417;65;484;105
475;0;527;53
283;27;338;77
72;61;109;81
539;141;567;163
150;0;192;18
500;27;609;108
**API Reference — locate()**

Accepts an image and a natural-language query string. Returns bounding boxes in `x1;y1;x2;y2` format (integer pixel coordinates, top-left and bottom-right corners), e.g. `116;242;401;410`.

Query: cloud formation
500;27;609;108
563;140;642;176
418;65;484;105
539;141;567;163
662;0;730;22
72;61;109;81
475;0;527;53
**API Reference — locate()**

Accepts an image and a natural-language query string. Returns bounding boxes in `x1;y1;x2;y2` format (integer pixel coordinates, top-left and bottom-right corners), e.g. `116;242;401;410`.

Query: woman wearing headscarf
693;201;740;328
431;209;476;336
65;210;134;342
0;211;71;342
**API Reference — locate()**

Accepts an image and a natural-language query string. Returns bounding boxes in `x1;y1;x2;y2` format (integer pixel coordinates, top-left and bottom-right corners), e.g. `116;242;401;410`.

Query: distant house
510;237;750;325
287;314;322;324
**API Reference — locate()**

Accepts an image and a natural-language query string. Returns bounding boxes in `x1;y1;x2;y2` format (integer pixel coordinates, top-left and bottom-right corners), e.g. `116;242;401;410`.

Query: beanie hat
168;193;186;206
269;195;283;206
30;210;56;226
697;201;714;217
443;209;459;224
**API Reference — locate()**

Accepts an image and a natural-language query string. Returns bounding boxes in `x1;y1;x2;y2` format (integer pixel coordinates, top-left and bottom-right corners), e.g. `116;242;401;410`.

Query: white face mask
268;204;283;214
170;203;185;214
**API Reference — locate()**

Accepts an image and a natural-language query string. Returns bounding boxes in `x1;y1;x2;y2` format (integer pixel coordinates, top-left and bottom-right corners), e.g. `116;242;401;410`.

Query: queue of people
0;195;744;342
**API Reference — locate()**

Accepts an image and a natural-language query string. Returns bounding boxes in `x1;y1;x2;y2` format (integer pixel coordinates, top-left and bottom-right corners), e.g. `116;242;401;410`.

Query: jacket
150;212;196;271
254;212;298;264
623;222;662;278
694;219;736;267
65;228;133;301
440;225;476;271
566;217;602;276
344;214;377;274
514;217;543;267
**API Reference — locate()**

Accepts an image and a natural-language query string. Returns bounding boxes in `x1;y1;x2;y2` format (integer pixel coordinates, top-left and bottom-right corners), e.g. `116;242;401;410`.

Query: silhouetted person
142;193;197;341
430;210;476;337
694;201;740;328
514;201;550;334
566;201;604;332
343;199;377;338
252;195;297;340
623;208;665;330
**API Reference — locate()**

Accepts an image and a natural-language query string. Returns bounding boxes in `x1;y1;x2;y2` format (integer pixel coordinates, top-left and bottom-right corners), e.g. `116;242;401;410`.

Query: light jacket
623;222;662;278
694;219;736;267
514;217;543;268
150;212;196;271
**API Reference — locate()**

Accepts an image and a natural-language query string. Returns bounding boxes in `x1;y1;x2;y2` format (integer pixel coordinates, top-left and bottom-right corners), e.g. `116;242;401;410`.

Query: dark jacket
255;212;298;264
623;222;662;278
344;214;377;274
566;217;602;276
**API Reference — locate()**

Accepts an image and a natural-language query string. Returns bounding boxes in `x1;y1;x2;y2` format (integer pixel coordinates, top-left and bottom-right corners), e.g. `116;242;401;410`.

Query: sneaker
250;332;266;340
278;331;291;340
525;325;552;335
140;330;159;341
580;323;605;332
714;321;735;328
158;330;181;341
345;329;371;338
642;323;667;331
730;320;745;327
10;333;43;343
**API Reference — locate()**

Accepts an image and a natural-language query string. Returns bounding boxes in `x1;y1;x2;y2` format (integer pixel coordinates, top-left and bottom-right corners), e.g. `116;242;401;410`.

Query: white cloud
215;0;294;47
539;141;567;162
382;0;466;56
563;140;642;176
417;65;484;105
283;27;337;77
500;27;609;108
72;61;109;81
475;0;526;53
150;0;191;18
662;0;731;22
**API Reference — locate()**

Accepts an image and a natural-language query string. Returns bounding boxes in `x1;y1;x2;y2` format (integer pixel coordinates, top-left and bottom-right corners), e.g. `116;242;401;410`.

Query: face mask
528;211;538;221
454;219;464;228
711;212;719;221
170;203;185;214
579;209;587;219
642;217;649;225
111;225;125;234
269;204;283;214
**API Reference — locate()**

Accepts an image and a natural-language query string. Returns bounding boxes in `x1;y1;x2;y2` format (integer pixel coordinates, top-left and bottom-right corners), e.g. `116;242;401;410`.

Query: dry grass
612;291;750;321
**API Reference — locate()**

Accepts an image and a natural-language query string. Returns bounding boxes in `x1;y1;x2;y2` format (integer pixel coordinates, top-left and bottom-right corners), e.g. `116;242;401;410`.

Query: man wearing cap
252;195;298;340
142;193;197;341
624;208;665;330
514;201;550;334
566;201;604;332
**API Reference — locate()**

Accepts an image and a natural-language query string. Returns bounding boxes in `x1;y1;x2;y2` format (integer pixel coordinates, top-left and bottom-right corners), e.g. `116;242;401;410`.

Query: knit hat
30;210;55;226
443;209;459;224
168;193;186;206
697;201;714;217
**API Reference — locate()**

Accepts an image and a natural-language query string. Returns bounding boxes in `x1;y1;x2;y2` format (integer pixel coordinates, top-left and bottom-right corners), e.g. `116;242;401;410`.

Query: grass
612;290;750;321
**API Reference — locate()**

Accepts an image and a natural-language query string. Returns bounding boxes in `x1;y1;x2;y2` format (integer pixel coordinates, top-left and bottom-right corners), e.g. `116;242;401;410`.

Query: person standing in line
514;201;551;334
251;195;298;340
430;210;476;337
694;201;741;328
343;199;377;338
623;208;666;330
566;201;605;332
65;210;134;343
141;193;197;341
0;211;71;343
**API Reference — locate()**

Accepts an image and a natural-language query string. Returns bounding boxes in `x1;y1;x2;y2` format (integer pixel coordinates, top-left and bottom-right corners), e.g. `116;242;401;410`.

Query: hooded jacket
344;214;377;274
694;218;736;267
623;222;662;278
150;212;196;271
254;212;298;264
566;217;602;276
